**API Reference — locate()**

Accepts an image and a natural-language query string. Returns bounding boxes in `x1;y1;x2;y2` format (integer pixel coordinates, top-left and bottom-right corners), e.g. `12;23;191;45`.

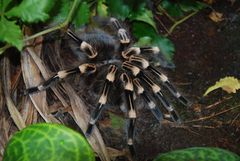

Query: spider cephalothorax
25;17;190;155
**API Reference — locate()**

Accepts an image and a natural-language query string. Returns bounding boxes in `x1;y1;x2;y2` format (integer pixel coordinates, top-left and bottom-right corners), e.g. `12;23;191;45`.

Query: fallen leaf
204;77;240;96
209;11;224;22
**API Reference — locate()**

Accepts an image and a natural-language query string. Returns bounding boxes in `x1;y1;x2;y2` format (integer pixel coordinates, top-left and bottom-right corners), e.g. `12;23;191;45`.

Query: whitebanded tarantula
25;17;190;154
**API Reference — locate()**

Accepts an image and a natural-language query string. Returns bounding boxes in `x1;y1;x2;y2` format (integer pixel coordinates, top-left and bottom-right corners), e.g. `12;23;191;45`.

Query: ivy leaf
73;1;90;27
204;77;240;96
6;0;56;23
106;0;130;20
0;17;23;51
130;9;157;32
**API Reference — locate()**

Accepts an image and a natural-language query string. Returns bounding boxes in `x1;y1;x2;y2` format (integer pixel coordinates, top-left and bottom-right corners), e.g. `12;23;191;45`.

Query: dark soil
100;1;240;161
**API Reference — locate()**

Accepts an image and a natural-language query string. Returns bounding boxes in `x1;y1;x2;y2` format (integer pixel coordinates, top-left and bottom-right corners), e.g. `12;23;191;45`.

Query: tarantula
25;17;189;154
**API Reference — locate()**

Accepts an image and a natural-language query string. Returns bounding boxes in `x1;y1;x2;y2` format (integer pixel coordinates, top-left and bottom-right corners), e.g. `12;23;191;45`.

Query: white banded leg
120;73;136;154
110;17;130;44
122;61;181;123
133;78;163;121
67;29;98;58
129;55;190;106
127;118;136;155
122;46;160;59
86;65;118;135
25;63;96;94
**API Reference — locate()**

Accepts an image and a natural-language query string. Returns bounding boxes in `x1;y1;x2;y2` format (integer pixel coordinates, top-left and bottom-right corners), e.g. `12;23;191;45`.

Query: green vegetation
0;0;205;63
153;147;240;161
3;123;95;161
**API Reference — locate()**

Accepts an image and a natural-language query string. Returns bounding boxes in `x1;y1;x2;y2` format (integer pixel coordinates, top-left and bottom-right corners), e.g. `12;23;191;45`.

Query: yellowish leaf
209;11;224;22
204;77;240;96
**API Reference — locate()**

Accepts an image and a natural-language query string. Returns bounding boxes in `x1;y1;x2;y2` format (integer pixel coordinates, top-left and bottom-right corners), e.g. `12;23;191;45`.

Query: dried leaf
203;0;216;4
204;77;240;96
64;84;110;161
209;11;224;22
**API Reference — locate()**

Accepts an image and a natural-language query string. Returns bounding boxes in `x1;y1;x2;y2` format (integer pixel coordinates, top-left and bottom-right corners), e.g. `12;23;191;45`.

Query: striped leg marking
120;72;137;155
129;55;190;106
86;65;118;135
133;78;163;121
127;118;136;156
110;17;130;44
122;47;160;59
122;61;181;123
120;73;136;118
25;64;96;94
67;29;98;58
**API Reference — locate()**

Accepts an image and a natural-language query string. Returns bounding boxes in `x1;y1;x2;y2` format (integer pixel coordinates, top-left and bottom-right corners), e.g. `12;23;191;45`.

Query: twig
205;96;232;109
0;44;11;55
24;0;80;41
166;10;199;36
231;113;240;126
157;5;176;22
154;15;170;35
184;104;240;123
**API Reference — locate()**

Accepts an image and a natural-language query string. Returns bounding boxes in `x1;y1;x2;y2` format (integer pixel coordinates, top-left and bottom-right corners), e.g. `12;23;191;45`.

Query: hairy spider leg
122;46;160;59
122;61;181;123
120;73;136;155
86;65;118;135
133;78;164;121
129;55;190;106
110;17;130;45
25;63;96;94
67;29;98;58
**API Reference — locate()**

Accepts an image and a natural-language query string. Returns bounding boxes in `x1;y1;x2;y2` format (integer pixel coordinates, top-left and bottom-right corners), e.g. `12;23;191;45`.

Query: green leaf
0;17;23;51
6;0;56;23
51;0;90;27
132;21;156;39
132;21;175;63
123;0;147;12
106;0;130;20
204;77;240;96
50;0;71;24
154;147;240;161
134;36;152;47
0;0;12;12
73;1;90;27
130;9;157;32
110;113;125;129
97;0;108;17
161;0;183;18
3;123;95;161
179;0;206;12
152;36;175;62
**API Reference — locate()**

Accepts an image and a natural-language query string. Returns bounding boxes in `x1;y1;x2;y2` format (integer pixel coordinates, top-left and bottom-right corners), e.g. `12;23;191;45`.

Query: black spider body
26;17;190;155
